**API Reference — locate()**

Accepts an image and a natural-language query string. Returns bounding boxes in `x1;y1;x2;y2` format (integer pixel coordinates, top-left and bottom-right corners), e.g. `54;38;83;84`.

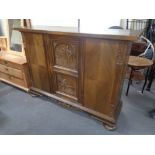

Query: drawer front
0;64;23;79
0;72;25;87
55;73;78;100
0;59;22;70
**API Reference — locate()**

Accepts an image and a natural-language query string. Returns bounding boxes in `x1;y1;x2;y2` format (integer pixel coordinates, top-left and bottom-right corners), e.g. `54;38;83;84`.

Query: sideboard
15;26;142;130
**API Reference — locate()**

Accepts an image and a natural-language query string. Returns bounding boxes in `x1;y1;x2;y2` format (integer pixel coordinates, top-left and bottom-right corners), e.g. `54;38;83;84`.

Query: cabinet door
46;35;81;102
22;33;51;92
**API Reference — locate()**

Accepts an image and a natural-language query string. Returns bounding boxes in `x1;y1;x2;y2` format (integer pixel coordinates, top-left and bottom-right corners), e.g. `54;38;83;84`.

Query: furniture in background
23;19;32;28
126;19;148;31
126;20;155;92
109;26;123;29
109;24;148;85
126;36;154;96
15;26;141;130
0;36;7;51
130;40;147;56
126;19;148;56
0;51;30;91
126;20;155;55
0;19;31;91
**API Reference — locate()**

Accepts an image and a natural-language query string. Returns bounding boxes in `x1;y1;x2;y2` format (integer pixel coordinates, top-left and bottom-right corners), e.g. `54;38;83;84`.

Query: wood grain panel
83;38;129;117
53;65;78;77
0;59;22;70
107;41;131;117
0;71;25;87
0;64;23;79
0;51;30;91
22;33;51;92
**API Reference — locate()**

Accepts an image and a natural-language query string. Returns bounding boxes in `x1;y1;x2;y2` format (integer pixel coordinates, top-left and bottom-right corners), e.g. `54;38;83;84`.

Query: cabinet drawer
0;72;25;87
0;59;22;70
0;64;23;79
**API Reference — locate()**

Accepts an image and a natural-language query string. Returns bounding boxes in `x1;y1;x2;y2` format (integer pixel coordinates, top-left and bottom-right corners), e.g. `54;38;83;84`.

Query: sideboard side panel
83;38;130;118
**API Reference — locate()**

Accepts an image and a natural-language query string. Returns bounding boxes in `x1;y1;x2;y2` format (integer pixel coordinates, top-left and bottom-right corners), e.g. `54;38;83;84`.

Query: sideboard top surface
15;26;142;41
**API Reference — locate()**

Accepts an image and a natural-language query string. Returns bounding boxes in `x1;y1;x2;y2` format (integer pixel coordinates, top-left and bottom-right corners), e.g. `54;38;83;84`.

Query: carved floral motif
57;74;76;96
116;48;124;66
54;42;77;69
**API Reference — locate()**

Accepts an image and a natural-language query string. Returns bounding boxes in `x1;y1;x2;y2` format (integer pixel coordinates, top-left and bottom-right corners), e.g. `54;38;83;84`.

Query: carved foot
103;123;117;131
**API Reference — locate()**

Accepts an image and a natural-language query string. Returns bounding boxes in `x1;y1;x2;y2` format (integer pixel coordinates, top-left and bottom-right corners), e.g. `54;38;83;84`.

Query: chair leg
126;68;134;96
142;67;150;93
146;65;155;91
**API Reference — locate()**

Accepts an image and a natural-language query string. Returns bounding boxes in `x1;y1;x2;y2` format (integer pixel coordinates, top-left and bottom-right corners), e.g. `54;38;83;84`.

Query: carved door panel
54;41;78;70
47;36;80;102
54;73;78;101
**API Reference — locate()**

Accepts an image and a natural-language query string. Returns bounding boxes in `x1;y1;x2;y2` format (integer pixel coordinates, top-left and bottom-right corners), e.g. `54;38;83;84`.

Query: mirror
8;19;23;52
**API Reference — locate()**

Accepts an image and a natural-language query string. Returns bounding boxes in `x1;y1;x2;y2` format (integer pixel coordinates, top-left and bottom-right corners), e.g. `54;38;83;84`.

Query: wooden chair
126;36;154;96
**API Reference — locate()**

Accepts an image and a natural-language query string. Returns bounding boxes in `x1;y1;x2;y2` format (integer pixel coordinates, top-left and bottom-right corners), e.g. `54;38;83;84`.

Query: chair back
140;36;155;61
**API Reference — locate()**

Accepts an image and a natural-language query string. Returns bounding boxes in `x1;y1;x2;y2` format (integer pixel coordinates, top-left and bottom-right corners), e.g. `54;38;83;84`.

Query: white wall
31;19;79;27
120;19;127;29
31;19;121;32
0;19;9;36
80;19;121;32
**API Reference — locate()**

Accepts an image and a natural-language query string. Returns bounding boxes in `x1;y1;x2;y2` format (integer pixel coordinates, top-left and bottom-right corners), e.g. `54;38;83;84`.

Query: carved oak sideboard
15;26;141;129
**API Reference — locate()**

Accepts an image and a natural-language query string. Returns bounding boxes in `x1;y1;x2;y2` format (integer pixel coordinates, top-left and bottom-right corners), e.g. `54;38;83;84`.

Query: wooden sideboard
15;26;141;129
